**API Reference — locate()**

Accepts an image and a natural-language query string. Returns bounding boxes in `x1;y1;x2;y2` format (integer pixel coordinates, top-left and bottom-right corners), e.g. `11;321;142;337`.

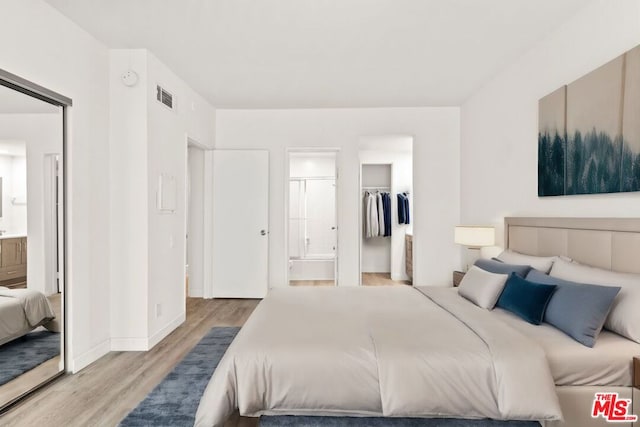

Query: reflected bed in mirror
0;78;65;410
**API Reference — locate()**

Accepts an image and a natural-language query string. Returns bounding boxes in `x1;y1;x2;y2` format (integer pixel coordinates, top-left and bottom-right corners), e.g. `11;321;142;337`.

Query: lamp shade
454;226;495;248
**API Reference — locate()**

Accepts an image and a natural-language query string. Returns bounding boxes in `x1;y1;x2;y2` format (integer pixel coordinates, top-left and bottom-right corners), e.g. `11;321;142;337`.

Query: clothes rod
362;186;390;190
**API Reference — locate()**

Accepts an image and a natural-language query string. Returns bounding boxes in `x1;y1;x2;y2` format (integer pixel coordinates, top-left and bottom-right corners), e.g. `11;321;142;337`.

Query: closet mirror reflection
287;151;338;287
0;82;64;409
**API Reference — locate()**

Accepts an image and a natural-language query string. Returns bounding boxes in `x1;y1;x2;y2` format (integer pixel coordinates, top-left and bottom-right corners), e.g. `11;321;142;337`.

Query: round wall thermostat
121;70;139;87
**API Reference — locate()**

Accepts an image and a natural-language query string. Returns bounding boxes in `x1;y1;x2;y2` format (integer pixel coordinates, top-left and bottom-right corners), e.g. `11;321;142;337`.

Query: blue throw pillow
526;270;621;347
474;258;531;278
496;273;557;325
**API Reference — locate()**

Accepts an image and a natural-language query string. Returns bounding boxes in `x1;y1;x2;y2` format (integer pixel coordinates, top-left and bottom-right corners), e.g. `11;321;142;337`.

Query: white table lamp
454;226;495;271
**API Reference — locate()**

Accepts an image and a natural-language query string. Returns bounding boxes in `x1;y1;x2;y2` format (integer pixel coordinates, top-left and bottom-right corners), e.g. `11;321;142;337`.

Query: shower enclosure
288;152;337;286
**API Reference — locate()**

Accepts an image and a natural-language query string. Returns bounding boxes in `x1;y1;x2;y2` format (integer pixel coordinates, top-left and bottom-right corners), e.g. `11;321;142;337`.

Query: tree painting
538;45;640;196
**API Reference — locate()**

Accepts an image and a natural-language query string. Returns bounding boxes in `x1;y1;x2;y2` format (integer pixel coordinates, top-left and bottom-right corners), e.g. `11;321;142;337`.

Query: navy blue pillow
474;258;531;278
496;273;557;325
526;270;621;347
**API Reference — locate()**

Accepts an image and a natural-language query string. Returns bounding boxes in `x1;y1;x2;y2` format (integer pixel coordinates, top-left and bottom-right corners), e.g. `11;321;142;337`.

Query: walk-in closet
359;136;413;286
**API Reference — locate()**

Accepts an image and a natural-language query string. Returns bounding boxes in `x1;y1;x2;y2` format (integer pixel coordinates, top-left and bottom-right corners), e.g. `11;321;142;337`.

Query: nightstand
453;271;465;287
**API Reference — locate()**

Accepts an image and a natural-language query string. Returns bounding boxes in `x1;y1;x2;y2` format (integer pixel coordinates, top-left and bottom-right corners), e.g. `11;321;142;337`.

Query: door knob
261;230;267;236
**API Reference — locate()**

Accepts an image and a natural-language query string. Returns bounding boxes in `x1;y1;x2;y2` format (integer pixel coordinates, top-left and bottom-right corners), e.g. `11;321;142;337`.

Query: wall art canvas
538;45;640;196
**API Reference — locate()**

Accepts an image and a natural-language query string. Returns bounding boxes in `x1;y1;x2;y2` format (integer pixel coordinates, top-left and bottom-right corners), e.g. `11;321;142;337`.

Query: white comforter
0;287;56;346
195;286;562;427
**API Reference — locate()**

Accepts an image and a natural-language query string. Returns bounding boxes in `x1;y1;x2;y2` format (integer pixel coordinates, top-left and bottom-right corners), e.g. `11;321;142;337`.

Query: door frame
284;148;340;287
43;154;61;295
184;136;214;299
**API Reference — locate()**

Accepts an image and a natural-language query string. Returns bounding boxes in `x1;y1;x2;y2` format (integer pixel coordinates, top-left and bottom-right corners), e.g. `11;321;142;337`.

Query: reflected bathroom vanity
0;236;27;289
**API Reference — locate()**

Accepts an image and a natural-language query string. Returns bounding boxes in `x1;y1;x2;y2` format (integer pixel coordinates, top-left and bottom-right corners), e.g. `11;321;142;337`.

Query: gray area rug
120;326;240;427
121;326;540;427
0;330;60;386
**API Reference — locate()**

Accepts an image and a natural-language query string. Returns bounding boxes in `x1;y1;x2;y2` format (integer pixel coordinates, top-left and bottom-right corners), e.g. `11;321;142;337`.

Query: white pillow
497;250;557;273
458;266;509;310
550;258;640;343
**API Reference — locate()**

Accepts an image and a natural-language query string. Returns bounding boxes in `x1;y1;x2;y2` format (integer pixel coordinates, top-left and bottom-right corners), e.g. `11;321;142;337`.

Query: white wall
460;0;640;251
215;108;460;287
8;155;27;233
109;49;215;350
0;0;112;371
290;155;336;178
146;51;215;346
109;50;149;348
0;153;27;234
360;143;413;281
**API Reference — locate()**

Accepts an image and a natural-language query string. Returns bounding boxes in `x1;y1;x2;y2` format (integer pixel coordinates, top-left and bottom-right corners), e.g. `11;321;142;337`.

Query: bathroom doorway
286;150;338;287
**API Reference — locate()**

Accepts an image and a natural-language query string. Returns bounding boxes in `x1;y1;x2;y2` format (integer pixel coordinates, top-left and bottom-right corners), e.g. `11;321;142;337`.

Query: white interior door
213;150;269;298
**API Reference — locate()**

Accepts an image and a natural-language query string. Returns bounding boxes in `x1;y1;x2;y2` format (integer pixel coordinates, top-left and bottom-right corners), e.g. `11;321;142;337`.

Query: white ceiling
47;0;593;108
0;85;61;114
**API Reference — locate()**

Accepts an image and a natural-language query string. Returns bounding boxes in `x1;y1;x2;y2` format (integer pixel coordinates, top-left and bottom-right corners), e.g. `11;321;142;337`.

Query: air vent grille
156;85;174;110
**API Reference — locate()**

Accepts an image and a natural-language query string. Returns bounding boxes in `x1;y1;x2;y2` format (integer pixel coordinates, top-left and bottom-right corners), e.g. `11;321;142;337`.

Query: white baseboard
70;338;111;373
110;312;186;352
148;312;185;349
110;337;149;351
188;287;204;298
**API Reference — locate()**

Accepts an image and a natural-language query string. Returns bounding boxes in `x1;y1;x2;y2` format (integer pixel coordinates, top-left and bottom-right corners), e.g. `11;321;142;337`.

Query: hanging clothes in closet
397;192;410;225
364;191;392;238
382;192;391;236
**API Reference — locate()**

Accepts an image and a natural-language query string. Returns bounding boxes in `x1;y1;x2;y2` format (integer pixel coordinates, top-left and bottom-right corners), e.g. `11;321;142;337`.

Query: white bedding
492;307;640;387
195;286;561;427
0;287;56;346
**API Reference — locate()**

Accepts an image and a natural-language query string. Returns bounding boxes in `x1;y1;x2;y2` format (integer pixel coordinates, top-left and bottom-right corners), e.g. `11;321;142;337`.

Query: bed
0;286;56;346
195;217;640;427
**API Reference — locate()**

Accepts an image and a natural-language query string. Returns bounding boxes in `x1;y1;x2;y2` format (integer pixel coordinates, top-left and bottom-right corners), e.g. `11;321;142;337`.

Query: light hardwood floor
362;272;410;286
290;274;409;287
1;298;260;427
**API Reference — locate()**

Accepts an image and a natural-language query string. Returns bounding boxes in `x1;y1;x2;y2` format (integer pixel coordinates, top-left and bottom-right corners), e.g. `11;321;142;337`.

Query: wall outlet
155;303;162;318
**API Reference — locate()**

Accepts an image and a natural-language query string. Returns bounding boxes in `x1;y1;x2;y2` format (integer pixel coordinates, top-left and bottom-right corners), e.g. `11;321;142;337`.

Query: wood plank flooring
290;274;409;287
1;298;260;427
362;273;410;286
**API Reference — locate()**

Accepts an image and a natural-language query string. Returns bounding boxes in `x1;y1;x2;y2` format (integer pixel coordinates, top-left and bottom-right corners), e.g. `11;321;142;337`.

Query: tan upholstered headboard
504;217;640;274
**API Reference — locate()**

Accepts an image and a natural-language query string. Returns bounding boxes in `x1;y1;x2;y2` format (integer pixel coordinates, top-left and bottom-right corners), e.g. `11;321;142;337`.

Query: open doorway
359;136;413;286
287;150;338;287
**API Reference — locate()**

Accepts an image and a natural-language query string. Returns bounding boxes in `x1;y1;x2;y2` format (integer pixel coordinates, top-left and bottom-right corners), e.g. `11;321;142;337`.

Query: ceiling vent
156;85;174;110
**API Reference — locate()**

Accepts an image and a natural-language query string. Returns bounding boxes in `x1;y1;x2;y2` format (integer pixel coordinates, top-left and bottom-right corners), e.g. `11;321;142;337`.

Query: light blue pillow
526;270;621;347
474;258;531;278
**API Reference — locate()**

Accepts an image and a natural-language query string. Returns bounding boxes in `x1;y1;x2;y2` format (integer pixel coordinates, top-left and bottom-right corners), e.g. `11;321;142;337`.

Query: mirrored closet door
0;76;65;410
